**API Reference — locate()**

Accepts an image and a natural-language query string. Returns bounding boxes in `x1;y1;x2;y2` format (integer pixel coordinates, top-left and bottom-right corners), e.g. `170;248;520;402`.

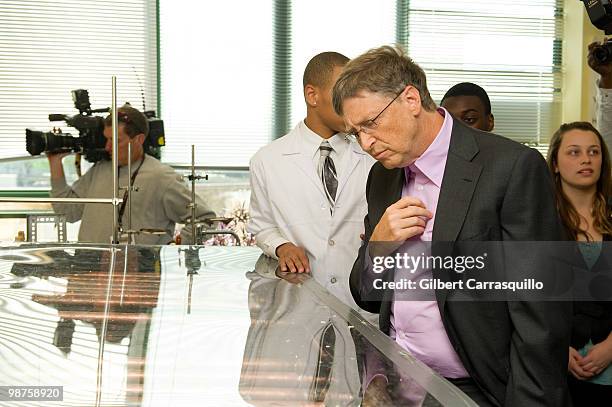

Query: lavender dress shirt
390;108;469;379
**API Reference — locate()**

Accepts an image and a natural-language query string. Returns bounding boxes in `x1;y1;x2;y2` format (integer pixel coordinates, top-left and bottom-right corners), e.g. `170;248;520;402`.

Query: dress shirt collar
299;120;349;160
405;107;453;188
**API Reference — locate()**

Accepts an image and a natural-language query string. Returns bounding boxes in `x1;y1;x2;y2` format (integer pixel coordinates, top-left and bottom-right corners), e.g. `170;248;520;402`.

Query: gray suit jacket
350;119;572;406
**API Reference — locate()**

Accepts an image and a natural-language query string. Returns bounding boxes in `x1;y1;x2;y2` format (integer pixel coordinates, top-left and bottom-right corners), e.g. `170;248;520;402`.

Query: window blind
400;0;563;145
0;0;158;159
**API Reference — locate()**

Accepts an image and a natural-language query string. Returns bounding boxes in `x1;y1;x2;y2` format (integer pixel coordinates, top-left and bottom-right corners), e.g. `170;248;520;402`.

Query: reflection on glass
242;255;445;407
0;245;468;406
240;270;362;405
4;245;161;405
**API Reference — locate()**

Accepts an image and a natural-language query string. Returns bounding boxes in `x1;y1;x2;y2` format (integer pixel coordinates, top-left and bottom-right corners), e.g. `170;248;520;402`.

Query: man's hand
275;269;310;285
569;347;594;380
47;152;70;180
579;336;612;376
46;151;70;163
588;41;612;88
275;242;310;273
370;196;431;241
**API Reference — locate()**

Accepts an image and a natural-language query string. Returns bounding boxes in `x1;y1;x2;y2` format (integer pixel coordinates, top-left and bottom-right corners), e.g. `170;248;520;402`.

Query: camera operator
48;105;215;244
589;40;612;149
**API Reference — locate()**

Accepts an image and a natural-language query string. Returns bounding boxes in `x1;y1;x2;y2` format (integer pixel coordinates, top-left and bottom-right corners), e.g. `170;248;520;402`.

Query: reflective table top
0;244;475;406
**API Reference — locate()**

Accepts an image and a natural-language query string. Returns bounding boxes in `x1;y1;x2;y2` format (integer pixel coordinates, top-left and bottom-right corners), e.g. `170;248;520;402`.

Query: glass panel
0;245;475;406
0;0;157;159
0;155;90;190
173;168;251;218
0;157;252;244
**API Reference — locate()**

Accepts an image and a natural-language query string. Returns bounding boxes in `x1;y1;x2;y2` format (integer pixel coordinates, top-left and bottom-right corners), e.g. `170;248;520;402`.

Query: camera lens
25;129;78;156
594;44;612;64
45;133;78;153
25;129;46;155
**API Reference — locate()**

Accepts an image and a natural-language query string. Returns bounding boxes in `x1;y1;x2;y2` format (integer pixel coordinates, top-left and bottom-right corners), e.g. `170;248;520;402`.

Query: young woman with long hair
547;121;612;405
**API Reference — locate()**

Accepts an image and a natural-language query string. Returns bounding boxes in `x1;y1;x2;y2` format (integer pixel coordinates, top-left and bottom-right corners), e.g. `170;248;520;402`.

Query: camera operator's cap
106;104;149;137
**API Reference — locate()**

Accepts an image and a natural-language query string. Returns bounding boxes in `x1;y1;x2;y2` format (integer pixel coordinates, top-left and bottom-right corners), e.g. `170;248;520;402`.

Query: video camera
582;0;612;63
25;89;165;163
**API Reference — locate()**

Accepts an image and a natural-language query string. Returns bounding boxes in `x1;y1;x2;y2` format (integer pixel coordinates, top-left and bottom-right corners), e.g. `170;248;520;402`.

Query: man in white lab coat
248;52;375;310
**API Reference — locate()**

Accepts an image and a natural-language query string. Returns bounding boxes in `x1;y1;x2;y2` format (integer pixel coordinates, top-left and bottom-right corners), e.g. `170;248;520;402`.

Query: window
402;0;563;146
1;0;564;172
289;0;395;127
159;0;273;167
0;0;158;161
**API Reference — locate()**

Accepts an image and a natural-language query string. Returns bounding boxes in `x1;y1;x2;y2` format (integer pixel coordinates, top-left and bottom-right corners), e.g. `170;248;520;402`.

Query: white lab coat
239;271;362;406
248;123;375;311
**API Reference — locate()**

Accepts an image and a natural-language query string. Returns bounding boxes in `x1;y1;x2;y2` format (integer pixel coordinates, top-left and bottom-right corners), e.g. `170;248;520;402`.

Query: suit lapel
379;167;404;217
292;154;327;196
433;121;482;241
282;129;327;197
432;122;482;313
433;156;482;241
335;142;367;201
377;167;404;335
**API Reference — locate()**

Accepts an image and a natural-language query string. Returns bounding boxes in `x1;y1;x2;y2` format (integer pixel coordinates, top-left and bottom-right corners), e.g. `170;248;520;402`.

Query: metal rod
169;164;249;172
191;145;197;245
0;155;42;164
120;246;128;306
111;76;119;244
127;142;133;244
0;197;122;204
95;246;117;407
0;156;248;171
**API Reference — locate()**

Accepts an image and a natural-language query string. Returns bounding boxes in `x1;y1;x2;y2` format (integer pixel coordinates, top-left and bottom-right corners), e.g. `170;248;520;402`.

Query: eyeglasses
347;87;404;140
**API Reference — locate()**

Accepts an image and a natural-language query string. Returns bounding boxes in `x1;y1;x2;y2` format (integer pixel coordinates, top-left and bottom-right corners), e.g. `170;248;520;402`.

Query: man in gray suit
332;45;571;406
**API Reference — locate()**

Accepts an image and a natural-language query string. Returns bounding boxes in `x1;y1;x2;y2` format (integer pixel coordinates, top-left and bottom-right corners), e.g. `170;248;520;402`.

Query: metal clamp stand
182;146;242;245
111;77;121;244
185;145;208;245
119;143;139;244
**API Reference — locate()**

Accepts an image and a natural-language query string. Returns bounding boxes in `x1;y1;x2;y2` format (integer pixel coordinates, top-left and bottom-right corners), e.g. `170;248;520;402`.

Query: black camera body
25;89;165;162
142;111;166;160
26;89;109;162
582;0;612;34
582;0;612;64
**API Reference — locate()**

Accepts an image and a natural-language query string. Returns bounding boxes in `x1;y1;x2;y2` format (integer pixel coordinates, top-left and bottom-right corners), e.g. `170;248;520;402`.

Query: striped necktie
319;141;337;210
309;322;336;402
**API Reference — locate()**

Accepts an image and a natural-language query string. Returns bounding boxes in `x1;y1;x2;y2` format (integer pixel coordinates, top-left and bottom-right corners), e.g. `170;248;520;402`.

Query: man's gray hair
332;45;436;115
